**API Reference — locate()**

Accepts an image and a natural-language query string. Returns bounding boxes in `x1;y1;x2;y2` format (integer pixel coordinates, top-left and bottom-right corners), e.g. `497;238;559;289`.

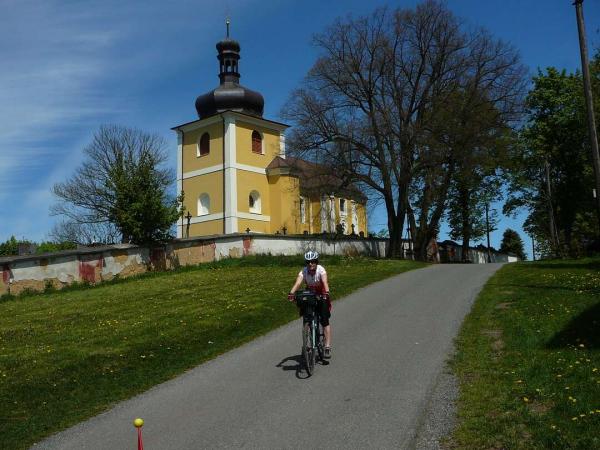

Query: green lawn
0;255;425;450
451;258;600;449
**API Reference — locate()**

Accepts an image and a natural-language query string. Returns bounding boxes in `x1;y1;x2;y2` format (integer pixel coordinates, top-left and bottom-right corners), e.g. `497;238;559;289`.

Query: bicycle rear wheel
302;322;315;375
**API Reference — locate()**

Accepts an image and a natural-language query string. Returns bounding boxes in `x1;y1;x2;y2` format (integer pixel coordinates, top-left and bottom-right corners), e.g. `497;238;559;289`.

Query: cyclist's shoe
324;347;332;359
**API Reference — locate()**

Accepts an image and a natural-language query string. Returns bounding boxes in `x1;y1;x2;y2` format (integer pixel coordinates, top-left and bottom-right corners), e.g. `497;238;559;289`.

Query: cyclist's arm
290;273;304;294
321;271;330;294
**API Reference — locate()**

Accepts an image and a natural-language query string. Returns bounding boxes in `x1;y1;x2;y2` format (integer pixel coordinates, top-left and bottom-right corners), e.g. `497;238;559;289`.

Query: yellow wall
182;171;224;216
182;121;223;172
268;174;301;233
235;121;280;167
238;218;270;234
237;170;271;216
188;220;223;236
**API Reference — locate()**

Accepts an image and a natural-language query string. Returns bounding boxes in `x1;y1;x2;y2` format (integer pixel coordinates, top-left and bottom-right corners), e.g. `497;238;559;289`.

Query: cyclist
287;250;332;358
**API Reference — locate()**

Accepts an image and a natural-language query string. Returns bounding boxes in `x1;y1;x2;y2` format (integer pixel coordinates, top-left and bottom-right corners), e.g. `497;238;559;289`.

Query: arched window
198;193;210;215
249;190;261;214
251;130;262;154
299;197;306;224
198;132;210;156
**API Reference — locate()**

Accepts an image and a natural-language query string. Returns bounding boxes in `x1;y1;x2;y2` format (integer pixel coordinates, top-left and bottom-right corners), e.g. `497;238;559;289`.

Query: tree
499;228;526;260
0;236;24;256
505;65;599;258
282;1;526;259
52;125;182;245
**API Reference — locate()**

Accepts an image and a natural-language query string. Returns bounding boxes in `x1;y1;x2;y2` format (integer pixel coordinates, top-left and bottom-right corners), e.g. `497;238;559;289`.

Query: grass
0;255;425;450
450;258;600;449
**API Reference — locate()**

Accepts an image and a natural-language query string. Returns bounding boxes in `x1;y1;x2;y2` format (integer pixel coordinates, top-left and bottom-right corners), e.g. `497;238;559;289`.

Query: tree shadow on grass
546;302;600;349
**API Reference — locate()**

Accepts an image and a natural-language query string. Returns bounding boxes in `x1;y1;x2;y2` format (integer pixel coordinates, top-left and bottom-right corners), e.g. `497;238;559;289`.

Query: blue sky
1;0;599;256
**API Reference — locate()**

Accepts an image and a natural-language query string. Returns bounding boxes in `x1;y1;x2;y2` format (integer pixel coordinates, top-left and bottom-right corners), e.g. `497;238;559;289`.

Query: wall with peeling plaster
0;234;510;296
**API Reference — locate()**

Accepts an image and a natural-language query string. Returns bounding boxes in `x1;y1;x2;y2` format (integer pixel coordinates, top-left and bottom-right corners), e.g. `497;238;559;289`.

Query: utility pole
574;0;600;227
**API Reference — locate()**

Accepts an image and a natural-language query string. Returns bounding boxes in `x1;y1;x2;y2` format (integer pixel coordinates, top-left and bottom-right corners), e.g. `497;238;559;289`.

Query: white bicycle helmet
304;250;319;262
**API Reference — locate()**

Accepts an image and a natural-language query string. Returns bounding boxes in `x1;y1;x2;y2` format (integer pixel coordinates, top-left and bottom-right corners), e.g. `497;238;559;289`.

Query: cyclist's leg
319;300;332;357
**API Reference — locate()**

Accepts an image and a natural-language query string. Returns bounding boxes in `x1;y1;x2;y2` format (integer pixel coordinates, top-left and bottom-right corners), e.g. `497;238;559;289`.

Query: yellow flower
523;397;530;402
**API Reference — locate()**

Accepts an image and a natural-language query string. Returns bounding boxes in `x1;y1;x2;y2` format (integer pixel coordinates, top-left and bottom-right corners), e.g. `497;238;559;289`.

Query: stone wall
0;234;514;296
0;234;388;296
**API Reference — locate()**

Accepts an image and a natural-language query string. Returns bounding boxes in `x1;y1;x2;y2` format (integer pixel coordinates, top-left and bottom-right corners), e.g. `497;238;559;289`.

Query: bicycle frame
295;290;324;375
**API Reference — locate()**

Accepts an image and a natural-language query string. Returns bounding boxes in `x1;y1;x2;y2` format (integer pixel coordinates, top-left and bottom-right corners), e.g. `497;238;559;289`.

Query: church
172;25;368;238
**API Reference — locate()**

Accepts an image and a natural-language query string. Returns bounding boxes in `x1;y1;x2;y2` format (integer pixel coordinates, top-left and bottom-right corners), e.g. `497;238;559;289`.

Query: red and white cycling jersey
299;264;327;294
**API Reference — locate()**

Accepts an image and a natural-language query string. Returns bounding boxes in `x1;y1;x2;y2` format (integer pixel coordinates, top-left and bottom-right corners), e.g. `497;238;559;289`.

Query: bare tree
283;1;526;259
51;125;181;245
49;220;121;246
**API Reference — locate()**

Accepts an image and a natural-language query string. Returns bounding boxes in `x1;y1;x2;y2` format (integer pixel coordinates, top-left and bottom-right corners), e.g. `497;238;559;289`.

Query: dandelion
523;397;530;402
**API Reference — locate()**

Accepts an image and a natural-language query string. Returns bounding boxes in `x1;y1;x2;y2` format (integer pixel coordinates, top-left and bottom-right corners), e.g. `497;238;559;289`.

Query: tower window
249;190;261;214
198;193;210;215
251;130;262;154
198;132;210;156
340;198;346;215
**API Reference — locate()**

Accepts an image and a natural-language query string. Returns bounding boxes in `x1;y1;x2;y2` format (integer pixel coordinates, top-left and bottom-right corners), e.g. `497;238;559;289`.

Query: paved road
34;263;502;449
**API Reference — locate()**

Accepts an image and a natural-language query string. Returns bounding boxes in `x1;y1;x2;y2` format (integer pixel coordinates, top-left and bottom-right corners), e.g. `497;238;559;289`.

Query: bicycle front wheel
302;322;316;375
316;322;324;362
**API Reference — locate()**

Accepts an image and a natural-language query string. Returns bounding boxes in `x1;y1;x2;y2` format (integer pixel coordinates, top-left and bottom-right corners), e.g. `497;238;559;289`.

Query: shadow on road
276;354;308;379
276;354;330;379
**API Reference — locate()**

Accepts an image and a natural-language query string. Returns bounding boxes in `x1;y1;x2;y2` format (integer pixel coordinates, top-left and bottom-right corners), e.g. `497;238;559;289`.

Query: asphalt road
33;263;503;449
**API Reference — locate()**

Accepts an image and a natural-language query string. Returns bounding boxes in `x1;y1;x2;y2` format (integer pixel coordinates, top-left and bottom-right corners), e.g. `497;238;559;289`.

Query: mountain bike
294;290;325;376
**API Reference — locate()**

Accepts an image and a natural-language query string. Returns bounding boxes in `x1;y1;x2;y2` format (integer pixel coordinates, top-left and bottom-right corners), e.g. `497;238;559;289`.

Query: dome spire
194;27;265;119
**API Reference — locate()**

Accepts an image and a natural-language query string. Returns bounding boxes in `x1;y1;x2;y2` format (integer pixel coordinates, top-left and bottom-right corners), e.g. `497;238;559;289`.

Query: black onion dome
195;33;264;119
195;84;264;119
216;38;240;53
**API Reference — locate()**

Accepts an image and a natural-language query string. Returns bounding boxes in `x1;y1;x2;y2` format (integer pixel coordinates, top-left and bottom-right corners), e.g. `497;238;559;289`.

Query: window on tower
198;193;210;215
249;190;261;214
198;132;210;156
251;130;262;154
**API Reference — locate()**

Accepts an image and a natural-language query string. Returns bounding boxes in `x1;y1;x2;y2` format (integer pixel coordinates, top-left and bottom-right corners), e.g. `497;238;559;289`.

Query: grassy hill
451;258;600;449
0;255;425;450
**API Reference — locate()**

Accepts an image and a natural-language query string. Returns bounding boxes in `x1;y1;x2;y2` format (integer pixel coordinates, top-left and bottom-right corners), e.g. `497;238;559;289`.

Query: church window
249;190;261;214
251;130;263;154
198;132;210;156
198;193;210;215
339;198;347;215
300;197;306;224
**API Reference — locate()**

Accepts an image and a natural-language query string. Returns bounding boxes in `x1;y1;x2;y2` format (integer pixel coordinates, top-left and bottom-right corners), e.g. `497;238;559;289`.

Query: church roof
267;156;367;203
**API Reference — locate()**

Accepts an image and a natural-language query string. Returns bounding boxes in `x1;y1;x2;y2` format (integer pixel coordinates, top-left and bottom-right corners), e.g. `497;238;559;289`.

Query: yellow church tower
172;22;368;238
